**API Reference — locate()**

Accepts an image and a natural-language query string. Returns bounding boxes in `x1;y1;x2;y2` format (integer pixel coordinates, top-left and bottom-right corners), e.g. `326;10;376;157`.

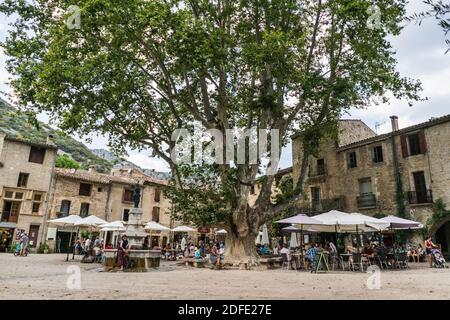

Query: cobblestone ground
0;253;449;299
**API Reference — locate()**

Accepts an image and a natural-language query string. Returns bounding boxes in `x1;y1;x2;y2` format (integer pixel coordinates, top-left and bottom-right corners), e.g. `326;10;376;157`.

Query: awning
0;222;17;229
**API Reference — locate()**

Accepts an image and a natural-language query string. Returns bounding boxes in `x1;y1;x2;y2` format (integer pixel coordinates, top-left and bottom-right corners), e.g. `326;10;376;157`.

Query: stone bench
258;257;283;270
185;258;208;268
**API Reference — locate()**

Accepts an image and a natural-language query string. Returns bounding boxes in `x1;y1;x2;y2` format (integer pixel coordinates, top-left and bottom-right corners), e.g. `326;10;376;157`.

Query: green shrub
37;243;52;254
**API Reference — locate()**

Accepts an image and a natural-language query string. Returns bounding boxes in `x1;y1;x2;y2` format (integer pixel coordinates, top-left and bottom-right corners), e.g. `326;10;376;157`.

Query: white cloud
126;153;170;172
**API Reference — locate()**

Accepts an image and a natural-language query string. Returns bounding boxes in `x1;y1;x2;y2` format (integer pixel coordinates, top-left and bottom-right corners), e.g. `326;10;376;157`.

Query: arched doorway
434;221;450;258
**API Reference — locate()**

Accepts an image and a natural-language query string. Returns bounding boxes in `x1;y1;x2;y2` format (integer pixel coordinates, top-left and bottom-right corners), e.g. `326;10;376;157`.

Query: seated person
259;244;270;255
363;244;376;257
218;243;225;261
210;244;220;266
305;244;317;269
194;247;202;260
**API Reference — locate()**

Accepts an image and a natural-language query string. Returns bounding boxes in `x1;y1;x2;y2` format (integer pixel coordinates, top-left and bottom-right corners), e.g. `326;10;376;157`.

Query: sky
0;1;449;172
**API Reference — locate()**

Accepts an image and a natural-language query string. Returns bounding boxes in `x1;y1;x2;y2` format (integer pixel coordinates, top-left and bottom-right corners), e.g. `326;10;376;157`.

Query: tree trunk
225;227;258;267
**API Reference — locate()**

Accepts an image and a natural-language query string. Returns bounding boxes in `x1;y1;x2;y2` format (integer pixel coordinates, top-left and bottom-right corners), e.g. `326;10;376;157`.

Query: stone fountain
103;185;161;272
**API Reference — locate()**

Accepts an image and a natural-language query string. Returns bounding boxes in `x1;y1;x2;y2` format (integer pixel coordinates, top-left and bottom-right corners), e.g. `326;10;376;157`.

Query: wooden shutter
154;188;161;202
29;147;45;164
152;207;160;222
419;130;427;154
400;135;408;158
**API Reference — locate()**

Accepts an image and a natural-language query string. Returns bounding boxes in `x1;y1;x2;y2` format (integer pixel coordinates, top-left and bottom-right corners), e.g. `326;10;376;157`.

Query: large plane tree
1;0;421;263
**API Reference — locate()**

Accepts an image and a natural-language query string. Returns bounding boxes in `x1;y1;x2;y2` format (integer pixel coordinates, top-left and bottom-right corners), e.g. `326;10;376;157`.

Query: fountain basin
103;249;161;272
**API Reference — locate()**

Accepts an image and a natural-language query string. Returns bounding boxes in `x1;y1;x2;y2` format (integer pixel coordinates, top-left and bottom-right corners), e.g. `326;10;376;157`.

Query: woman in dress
117;235;129;271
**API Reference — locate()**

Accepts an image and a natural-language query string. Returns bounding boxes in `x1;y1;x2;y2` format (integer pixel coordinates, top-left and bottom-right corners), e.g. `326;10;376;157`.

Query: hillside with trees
0;98;113;173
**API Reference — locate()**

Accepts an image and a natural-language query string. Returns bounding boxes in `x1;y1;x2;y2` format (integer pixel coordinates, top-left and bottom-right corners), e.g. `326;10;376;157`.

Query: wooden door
28;225;40;248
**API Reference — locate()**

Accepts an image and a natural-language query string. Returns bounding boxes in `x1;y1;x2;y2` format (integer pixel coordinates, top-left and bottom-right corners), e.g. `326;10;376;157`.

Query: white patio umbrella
261;224;270;246
380;215;424;230
99;220;126;231
215;229;228;235
74;215;107;227
172;225;196;232
255;231;263;245
290;232;299;248
47;215;83;261
312;210;389;253
145;221;171;232
311;210;388;233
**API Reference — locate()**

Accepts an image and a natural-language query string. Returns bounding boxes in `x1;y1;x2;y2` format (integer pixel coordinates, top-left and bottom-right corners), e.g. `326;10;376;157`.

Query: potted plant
37;243;51;254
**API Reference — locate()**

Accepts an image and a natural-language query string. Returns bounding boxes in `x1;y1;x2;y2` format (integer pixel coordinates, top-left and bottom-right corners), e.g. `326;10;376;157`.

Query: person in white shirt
279;243;291;261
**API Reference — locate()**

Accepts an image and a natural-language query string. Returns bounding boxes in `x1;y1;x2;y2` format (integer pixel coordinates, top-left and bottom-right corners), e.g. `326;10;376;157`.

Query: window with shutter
407;133;421;156
418;130;427;154
373;146;384;163
123;189;133;203
152;207;160;222
32;202;40;214
28;147;46;164
79;183;92;196
347;152;357;168
80;203;90;217
154;188;161;202
60;200;71;216
17;173;30;187
123;209;130;222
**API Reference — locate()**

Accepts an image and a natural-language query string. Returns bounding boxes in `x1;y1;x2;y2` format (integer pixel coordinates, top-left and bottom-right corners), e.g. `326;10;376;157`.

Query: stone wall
0;137;56;249
292;119;450;233
49;177;110;220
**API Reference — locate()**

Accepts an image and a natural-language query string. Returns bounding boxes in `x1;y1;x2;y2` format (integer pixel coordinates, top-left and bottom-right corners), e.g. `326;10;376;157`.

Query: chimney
390;116;399;132
88;165;96;173
46;134;56;146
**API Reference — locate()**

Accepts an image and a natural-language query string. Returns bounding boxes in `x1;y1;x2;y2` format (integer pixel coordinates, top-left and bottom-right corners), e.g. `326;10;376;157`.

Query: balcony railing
407;190;433;205
298;197;345;215
309;167;327;177
357;193;377;208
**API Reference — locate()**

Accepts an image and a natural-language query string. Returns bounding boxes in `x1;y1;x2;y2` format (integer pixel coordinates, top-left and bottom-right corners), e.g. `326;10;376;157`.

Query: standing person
85;237;92;253
56;236;61;253
425;236;437;268
117;235;129;271
181;236;187;253
93;236;101;249
20;232;29;256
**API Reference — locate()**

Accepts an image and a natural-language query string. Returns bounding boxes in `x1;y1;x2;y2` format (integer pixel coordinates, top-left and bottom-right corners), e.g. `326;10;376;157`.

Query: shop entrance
435;221;450;258
57;231;77;254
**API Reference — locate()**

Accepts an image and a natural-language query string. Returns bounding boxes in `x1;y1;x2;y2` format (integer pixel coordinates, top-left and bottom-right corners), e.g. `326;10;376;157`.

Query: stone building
0;134;57;251
292;115;450;256
46;167;172;251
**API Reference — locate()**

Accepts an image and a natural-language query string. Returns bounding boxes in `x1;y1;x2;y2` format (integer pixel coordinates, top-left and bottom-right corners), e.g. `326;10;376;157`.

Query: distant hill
0;98;113;173
91;148;139;168
91;148;172;180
